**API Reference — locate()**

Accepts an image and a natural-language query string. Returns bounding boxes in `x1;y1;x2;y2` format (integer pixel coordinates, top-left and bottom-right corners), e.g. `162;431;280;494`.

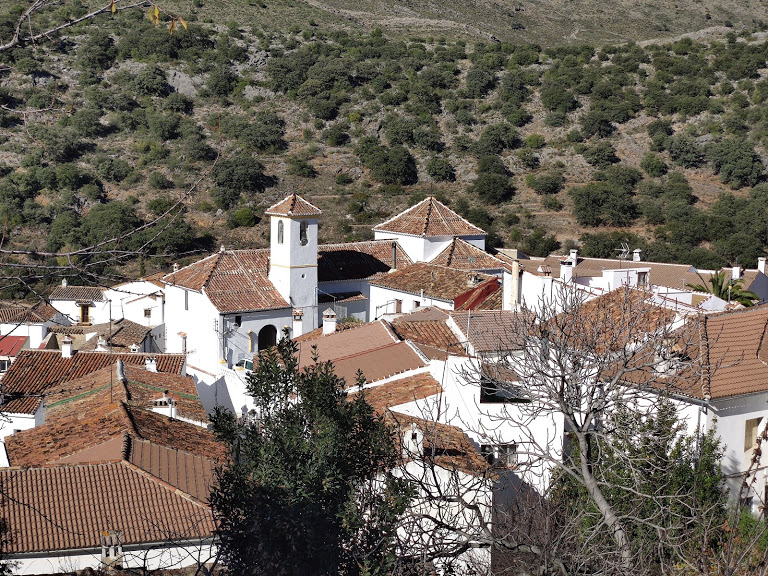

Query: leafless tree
396;285;737;575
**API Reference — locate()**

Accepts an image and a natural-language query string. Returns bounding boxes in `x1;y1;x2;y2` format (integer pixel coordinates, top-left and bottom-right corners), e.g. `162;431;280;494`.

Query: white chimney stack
732;265;742;280
61;335;73;358
95;336;108;352
322;308;337;335
173;262;179;273
145;357;157;372
292;309;304;338
633;249;643;262
758;257;766;275
569;249;578;261
61;278;68;287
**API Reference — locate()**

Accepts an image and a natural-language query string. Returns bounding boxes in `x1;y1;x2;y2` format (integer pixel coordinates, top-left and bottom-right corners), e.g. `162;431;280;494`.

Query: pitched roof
390;310;465;356
351;373;442;412
373;197;486;238
430;238;510;272
164;250;289;313
127;438;216;504
450;310;531;353
318;241;412;282
49;285;106;302
0;462;215;554
0;335;27;357
370;263;496;305
51;318;153;351
0;301;59;324
264;193;322;217
6;364;223;466
294;321;427;384
1;350;185;414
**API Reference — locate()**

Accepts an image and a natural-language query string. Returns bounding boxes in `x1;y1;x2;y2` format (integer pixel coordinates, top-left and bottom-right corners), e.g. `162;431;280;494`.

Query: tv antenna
614;242;630;267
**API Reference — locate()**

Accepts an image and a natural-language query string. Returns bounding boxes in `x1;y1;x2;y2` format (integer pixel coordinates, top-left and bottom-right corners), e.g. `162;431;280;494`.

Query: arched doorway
257;325;278;351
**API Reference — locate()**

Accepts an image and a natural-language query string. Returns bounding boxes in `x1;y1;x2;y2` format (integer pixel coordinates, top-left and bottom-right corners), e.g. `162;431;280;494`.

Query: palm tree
686;270;759;306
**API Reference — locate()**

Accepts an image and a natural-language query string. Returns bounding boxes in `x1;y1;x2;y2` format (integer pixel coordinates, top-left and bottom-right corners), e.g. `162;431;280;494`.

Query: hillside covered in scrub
1;2;768;296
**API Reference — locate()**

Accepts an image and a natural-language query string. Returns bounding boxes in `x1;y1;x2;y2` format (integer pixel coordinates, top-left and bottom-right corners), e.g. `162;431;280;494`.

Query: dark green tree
686;270;758;306
210;335;411;576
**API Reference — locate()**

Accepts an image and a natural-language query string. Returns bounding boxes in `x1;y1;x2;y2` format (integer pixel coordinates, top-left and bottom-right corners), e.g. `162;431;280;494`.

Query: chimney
61;278;68;287
560;261;574;283
292;308;304;338
569;249;578;262
322;308;337;335
172;263;179;273
732;265;742;280
95;335;108;352
511;259;521;311
403;422;424;458
759;257;766;275
145;357;157;372
61;335;73;358
220;244;225;252
633;248;643;262
153;389;176;419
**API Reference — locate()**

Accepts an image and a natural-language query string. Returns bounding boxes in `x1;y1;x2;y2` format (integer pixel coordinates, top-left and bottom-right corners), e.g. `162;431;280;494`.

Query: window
0;359;9;372
235;315;242;327
277;220;284;244
395;299;402;313
79;304;90;324
637;271;648;287
144;308;151;318
745;417;762;452
299;220;308;246
413;300;420;309
258;325;278;351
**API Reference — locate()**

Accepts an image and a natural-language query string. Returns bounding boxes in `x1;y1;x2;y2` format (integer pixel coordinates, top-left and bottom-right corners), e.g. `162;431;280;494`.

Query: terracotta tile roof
318;291;367;304
430;238;510;272
318;241;412;282
0;302;58;324
386;411;489;475
370;263;496;304
394;307;450;322
476;287;502;310
0;335;27;356
127;438;216;504
0;462;215;554
351;373;442;412
165;250;289;313
0;396;41;415
450;310;531;353
295;321;426;384
264;193;322;217
390;314;464;356
1;350;185;415
122;364;209;423
373;197;486;238
49;285;106;302
51;319;153;351
6;364;223;466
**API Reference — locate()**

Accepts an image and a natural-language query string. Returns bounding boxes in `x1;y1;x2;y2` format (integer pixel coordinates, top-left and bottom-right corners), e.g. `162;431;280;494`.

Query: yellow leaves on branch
141;3;187;35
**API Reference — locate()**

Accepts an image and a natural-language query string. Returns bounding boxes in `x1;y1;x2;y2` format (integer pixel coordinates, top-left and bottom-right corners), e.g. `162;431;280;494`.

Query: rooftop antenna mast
614;242;630;268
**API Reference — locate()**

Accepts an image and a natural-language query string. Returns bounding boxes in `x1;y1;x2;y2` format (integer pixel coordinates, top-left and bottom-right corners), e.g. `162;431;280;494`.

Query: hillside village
0;192;766;573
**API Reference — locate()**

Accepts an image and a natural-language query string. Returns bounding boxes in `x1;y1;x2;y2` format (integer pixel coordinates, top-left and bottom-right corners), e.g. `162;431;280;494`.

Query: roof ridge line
422;197;434;236
120;459;210;507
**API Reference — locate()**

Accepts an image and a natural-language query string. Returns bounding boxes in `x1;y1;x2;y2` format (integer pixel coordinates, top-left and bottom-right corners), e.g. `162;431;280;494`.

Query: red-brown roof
0;335;27;357
318;241;412;282
0;301;58;324
295;321;427;384
390;312;465;356
371;263;496;305
1;350;185;415
431;238;510;272
264;193;322;217
0;462;215;554
49;285;105;302
450;310;531;354
374;197;486;238
6;363;223;466
352;373;442;412
51;318;153;351
127;438;216;504
164;250;289;313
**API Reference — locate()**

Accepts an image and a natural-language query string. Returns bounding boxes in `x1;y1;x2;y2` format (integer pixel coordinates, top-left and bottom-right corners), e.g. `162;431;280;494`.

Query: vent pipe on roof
732;265;742;281
633;249;643;262
292;308;304;338
116;359;126;384
759;257;766;275
61;335;73;359
61;278;68;287
403;422;424;458
392;242;397;271
145;357;158;372
173;263;179;273
95;336;108;352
